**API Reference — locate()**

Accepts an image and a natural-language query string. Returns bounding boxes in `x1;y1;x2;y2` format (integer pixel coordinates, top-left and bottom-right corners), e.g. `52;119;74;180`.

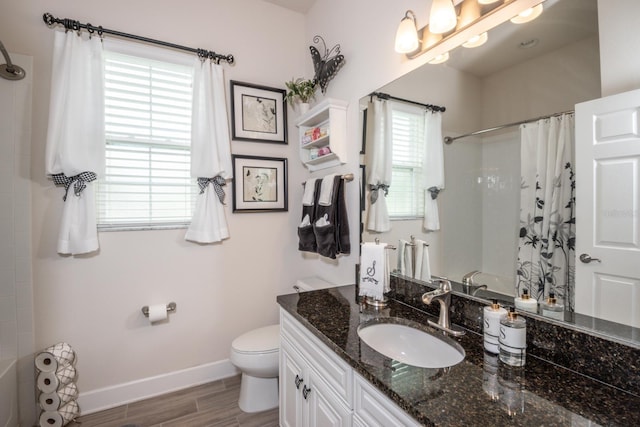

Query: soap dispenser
499;308;527;367
514;288;538;313
540;292;564;320
483;299;507;354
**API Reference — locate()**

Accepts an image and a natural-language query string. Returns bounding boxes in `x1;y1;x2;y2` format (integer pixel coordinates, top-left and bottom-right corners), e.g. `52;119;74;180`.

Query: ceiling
262;0;317;14
444;0;599;77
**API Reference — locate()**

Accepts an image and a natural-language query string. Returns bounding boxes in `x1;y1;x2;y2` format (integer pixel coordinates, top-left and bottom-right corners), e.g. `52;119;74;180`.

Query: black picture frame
232;155;288;212
230;80;288;144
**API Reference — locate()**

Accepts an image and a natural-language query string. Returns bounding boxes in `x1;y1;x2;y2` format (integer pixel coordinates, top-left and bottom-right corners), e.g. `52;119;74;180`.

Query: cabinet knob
294;374;303;389
302;385;312;400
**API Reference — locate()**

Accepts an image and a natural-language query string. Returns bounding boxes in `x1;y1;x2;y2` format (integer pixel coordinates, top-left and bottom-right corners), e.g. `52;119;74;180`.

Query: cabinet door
307;371;352;427
280;340;306;427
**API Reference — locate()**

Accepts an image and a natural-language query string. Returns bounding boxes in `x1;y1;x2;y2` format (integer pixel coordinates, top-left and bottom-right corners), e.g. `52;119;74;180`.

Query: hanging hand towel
318;174;337;206
397;240;413;277
302;178;318;206
414;240;432;282
313;175;350;259
359;242;389;300
299;179;321;253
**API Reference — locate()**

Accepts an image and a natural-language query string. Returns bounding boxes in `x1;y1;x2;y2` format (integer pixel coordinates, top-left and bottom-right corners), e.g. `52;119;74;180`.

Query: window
387;103;425;218
97;51;196;230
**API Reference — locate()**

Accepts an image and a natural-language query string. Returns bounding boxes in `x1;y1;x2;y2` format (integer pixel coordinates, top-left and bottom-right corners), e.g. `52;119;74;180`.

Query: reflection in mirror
359;0;639;343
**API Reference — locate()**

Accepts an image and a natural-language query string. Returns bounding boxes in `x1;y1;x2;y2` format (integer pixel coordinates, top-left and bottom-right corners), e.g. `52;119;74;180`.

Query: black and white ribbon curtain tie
197;175;226;203
51;171;97;201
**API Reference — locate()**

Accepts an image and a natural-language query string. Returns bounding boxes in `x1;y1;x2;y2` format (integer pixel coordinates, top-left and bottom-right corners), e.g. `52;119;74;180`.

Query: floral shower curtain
516;114;575;310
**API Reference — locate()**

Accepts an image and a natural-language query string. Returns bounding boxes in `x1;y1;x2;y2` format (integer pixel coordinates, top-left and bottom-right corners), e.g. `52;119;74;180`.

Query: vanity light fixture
429;0;458;34
510;4;544;24
394;10;419;53
396;0;545;62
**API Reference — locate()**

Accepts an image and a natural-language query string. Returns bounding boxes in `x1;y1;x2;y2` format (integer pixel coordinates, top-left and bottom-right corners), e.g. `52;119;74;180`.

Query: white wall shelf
296;98;348;172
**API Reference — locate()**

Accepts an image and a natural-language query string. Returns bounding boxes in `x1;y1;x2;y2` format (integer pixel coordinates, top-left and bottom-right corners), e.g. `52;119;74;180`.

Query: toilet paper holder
141;302;177;317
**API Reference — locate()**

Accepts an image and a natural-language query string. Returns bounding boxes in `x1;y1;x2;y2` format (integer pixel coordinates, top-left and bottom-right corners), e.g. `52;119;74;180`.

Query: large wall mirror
360;0;639;345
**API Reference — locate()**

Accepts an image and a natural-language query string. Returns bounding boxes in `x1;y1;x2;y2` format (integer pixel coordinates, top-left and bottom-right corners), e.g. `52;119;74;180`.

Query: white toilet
230;276;335;413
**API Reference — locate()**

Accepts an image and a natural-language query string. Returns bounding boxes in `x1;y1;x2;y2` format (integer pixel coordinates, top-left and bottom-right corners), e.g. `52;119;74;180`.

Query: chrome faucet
462;270;480;286
461;270;488;296
422;279;464;336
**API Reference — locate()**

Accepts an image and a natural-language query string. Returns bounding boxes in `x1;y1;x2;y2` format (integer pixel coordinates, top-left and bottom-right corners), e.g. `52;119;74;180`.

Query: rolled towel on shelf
39;399;79;427
39;382;79;412
35;342;75;373
37;364;76;394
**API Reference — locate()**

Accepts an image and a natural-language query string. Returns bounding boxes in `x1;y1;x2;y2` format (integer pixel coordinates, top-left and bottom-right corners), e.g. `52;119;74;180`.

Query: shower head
0;40;26;81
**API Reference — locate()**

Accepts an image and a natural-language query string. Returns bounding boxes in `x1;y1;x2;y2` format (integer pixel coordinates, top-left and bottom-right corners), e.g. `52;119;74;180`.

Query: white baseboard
78;359;240;415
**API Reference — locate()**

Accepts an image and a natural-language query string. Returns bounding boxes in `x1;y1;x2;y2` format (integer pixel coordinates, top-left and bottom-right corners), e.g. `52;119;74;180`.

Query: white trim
78;359;239;415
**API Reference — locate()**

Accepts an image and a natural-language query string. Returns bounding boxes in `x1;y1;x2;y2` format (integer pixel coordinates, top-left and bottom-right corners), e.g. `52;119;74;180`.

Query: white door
575;88;640;327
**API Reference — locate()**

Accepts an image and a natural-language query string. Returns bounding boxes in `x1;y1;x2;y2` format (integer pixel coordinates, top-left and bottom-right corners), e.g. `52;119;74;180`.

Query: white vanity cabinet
279;309;421;427
280;310;352;426
296;98;348;171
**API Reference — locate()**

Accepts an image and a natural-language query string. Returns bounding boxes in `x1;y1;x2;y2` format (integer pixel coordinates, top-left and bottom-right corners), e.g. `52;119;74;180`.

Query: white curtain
45;31;105;255
365;99;393;232
184;59;233;243
517;114;575;308
422;110;444;231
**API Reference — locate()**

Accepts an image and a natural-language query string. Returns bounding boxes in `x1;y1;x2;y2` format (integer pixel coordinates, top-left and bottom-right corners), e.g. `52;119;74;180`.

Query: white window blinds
387;103;425;218
97;51;196;229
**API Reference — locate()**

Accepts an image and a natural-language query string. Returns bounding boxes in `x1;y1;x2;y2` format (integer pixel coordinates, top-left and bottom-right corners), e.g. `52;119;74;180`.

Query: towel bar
141;302;177;317
301;173;354;185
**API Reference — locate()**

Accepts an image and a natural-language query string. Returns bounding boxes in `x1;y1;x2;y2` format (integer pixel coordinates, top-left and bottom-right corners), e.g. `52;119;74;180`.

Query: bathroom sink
357;322;465;369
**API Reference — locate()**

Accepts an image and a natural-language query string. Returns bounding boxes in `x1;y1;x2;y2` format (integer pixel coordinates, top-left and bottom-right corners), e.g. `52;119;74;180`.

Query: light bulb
511;4;543;24
478;0;501;4
462;32;488;48
429;0;457;34
429;52;450;64
395;11;419;53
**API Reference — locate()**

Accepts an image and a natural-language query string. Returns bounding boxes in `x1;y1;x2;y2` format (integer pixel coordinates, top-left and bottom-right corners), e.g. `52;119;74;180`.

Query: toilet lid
232;324;280;354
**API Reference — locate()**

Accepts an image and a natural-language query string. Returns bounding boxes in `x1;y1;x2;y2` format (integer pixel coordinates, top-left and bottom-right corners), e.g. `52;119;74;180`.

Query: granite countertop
277;285;640;427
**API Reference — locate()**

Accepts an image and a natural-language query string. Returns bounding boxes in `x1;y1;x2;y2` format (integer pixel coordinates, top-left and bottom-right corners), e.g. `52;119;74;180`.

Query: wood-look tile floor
68;375;279;427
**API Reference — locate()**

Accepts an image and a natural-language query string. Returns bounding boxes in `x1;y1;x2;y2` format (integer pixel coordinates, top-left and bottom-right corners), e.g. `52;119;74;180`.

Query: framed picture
232;155;288;212
230;80;288;144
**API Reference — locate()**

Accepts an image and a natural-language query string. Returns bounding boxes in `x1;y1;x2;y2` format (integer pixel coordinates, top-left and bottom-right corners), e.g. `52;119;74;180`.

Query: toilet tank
294;276;336;292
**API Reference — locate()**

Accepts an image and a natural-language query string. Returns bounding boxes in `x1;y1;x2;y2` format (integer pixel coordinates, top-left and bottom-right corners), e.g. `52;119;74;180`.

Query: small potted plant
284;78;318;113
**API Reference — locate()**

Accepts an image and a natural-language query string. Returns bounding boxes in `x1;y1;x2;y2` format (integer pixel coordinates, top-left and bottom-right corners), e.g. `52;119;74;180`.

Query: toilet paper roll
35;342;76;373
148;304;168;323
39;382;79;411
39;399;79;427
37;365;76;394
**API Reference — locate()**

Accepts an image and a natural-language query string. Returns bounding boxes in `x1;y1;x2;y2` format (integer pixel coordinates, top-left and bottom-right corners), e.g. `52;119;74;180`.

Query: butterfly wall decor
309;35;345;94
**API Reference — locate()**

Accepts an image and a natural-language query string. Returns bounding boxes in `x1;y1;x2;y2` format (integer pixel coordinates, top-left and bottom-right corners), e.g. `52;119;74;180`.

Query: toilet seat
231;324;279;355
